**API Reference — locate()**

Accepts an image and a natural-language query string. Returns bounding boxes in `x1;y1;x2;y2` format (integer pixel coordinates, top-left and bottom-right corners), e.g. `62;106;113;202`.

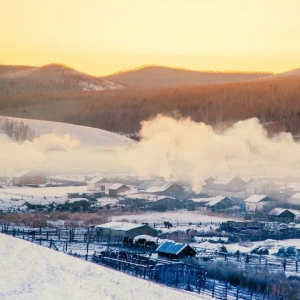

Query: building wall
245;200;276;212
13;175;46;186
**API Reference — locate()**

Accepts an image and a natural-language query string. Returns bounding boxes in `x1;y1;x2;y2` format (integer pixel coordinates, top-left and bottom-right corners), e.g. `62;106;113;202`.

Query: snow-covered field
0;117;135;150
112;210;239;224
0;234;213;300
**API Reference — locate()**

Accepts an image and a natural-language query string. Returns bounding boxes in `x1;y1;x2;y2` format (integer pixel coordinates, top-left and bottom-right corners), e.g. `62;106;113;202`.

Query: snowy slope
0;234;213;300
0;117;135;150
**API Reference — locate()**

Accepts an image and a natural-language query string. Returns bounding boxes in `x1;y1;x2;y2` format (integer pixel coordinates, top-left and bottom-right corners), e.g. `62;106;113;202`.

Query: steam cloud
1;116;300;192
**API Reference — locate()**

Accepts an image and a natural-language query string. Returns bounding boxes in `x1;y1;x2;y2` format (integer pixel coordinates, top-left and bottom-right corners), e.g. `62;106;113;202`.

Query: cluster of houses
2;170;300;222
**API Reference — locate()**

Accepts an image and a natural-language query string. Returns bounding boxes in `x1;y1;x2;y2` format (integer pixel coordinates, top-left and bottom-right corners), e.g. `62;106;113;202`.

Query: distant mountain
0;64;123;95
103;65;272;88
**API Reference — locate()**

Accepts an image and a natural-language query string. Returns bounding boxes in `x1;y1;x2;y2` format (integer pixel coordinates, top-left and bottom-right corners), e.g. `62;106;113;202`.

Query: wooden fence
0;224;289;299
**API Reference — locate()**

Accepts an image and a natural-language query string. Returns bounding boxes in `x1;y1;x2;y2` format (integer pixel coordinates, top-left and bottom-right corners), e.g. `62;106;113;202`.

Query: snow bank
0;234;213;300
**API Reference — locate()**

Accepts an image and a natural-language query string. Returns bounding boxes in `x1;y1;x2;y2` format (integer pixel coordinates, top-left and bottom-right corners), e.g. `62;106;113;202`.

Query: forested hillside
0;74;300;138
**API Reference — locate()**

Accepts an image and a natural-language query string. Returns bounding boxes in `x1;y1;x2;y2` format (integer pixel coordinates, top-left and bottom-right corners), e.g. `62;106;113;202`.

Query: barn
156;241;197;259
95;222;158;241
108;183;130;197
13;170;46;186
87;177;112;192
244;194;277;212
268;208;298;223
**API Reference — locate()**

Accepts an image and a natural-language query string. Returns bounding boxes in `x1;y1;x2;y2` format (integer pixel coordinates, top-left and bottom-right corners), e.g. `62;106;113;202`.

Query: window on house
101;185;105;191
30;178;35;183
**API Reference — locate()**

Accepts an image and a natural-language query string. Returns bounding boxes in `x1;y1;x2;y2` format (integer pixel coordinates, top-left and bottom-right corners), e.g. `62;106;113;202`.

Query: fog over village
1;1;300;300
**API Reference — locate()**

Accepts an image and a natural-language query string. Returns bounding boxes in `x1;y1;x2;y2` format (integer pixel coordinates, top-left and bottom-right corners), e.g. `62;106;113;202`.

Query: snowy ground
0;117;135;150
0;234;214;300
112;210;239;224
0;186;89;211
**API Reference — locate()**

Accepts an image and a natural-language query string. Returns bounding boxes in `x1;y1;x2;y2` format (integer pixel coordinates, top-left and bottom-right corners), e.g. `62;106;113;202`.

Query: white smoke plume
1;115;300;192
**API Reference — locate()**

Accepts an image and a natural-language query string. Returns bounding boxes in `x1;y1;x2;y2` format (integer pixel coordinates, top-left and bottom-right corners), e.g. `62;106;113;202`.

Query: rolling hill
103;65;272;88
0;64;123;95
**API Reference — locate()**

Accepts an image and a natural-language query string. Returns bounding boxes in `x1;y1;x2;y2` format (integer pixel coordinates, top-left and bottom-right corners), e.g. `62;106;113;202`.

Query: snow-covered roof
244;194;273;203
269;208;299;216
95;221;156;232
206;196;231;207
156;241;194;255
88;177;105;184
146;182;183;193
287;182;300;189
137;180;166;190
13;169;34;178
109;183;127;190
246;179;278;189
212;176;235;185
291;193;300;199
125;193;175;202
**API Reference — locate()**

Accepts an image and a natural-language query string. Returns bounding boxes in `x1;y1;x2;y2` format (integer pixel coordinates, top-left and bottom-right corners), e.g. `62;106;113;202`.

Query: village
1;170;300;298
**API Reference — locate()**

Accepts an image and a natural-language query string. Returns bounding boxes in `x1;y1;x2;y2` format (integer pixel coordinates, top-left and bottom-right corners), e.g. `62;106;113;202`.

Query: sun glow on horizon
1;0;300;76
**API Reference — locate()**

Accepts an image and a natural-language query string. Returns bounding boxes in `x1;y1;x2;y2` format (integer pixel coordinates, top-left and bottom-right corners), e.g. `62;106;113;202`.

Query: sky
1;0;300;76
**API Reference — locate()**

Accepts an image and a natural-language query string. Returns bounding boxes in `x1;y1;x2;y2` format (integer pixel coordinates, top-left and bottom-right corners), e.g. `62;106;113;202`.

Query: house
205;196;233;210
244;194;277;212
156;241;196;259
288;192;300;205
95;222;157;241
268;208;298;223
13;170;46;186
212;176;246;192
246;179;280;197
286;182;300;196
108;183;131;197
187;195;232;211
145;182;185;199
202;176;216;191
87;177;112;192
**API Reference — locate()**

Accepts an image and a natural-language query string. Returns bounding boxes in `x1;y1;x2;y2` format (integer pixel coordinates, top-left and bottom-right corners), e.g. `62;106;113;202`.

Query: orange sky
1;0;300;76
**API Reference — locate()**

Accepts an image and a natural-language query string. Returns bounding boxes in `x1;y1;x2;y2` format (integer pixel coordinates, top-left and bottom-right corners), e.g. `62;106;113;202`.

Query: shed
156;241;196;259
244;194;277;212
108;183;130;197
268;208;298;223
13;170;46;186
95;222;157;241
87;177;112;192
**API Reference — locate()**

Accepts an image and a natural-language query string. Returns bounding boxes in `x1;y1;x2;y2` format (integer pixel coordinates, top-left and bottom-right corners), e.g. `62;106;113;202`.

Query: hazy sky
1;0;300;75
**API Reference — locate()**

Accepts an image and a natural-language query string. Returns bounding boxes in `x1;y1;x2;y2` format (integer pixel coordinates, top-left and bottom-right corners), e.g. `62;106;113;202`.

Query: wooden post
46;231;49;240
296;260;298;273
236;287;239;300
212;281;215;298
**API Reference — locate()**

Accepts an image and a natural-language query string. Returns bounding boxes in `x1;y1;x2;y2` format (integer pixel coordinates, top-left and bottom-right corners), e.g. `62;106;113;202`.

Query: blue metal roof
156;241;188;255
